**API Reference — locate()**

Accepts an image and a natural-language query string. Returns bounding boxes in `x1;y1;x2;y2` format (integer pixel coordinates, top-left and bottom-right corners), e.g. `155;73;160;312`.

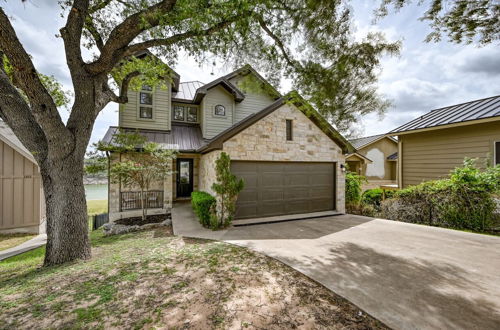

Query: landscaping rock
103;219;172;236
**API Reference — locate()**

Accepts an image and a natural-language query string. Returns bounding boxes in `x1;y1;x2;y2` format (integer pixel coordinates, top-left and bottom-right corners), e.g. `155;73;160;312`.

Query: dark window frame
139;106;153;119
138;86;153;119
172;104;199;123
214;104;226;116
173;105;185;121
286;119;293;141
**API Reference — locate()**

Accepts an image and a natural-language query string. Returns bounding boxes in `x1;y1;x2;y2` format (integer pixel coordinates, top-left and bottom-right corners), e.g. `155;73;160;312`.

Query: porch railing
120;190;164;211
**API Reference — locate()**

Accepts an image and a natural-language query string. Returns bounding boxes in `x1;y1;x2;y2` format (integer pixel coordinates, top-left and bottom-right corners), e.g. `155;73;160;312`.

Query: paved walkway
0;234;47;261
172;202;500;330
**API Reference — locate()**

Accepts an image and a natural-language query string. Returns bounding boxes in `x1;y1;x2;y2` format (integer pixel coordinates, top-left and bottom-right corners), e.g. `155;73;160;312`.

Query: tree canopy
376;0;500;45
0;0;401;265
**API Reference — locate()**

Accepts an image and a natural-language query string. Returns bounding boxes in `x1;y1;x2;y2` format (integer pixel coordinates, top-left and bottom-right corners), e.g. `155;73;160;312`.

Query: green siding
229;75;276;123
119;85;171;131
201;86;235;139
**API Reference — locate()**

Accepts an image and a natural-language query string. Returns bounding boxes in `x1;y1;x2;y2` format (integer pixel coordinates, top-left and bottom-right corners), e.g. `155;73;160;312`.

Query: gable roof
192;64;281;104
0;121;37;164
389;95;500;135
349;134;397;150
197;92;354;154
346;152;373;163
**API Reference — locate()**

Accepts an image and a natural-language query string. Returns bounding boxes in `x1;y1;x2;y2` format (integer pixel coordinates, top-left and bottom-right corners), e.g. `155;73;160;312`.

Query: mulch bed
115;213;171;226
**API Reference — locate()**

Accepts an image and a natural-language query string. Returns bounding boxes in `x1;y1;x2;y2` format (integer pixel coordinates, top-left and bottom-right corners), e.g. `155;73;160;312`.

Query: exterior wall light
340;164;346;173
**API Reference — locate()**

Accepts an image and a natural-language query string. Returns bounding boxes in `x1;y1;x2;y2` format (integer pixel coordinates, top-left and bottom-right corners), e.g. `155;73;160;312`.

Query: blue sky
3;1;499;146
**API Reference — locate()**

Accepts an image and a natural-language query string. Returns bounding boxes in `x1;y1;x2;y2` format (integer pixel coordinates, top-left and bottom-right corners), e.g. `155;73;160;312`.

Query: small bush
191;191;216;228
362;188;395;208
382;159;500;233
345;172;365;210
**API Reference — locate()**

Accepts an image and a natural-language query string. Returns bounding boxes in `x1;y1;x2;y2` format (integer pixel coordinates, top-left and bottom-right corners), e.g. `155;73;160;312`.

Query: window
187;107;198;122
173;106;185;121
286;119;293;141
140;107;153;119
173;105;198;122
214;104;226;116
139;86;153;119
495;141;500;165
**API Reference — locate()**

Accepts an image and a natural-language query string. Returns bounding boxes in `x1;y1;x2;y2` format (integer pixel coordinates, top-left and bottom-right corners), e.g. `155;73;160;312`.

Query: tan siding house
389;95;500;188
347;134;398;190
0;122;45;234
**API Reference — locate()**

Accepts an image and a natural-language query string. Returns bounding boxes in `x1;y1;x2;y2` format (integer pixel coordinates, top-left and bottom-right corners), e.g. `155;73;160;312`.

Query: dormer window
173;105;198;123
139;85;153;119
214;104;226;116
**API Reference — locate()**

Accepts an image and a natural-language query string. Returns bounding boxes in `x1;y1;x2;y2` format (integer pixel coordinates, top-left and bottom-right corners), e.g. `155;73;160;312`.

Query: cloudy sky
2;1;499;146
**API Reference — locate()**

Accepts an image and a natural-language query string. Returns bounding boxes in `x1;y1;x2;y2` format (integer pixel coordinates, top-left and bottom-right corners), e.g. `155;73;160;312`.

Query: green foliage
362;188;395;208
376;0;499;45
112;55;174;92
191;191;216;228
211;152;244;229
345;172;365;208
99;130;176;221
383;159;500;232
2;54;71;108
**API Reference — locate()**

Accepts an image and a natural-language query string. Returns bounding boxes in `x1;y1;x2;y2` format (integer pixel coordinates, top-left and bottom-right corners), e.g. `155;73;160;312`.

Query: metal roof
349;134;397;150
172;81;205;101
390;95;500;134
102;123;207;152
0;121;36;163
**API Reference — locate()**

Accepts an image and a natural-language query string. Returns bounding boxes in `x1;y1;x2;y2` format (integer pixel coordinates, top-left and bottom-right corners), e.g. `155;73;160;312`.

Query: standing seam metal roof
172;81;205;101
390;95;500;133
349;134;397;150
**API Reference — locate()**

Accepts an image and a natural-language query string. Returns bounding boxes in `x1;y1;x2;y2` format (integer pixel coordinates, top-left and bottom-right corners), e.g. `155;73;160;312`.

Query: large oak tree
0;0;399;265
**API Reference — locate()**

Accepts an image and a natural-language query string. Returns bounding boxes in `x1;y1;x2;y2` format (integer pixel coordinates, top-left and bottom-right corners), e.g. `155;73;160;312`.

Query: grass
0;234;36;251
0;227;386;329
87;199;107;215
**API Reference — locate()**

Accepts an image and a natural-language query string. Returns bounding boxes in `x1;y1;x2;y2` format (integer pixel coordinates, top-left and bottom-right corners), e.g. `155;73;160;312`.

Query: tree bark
40;154;91;266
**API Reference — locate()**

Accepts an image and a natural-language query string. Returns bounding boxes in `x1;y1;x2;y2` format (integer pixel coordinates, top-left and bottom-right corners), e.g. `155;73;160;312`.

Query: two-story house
102;58;354;222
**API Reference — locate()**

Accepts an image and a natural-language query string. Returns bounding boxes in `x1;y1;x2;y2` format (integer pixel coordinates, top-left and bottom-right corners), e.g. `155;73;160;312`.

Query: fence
120;190;164;211
89;213;109;230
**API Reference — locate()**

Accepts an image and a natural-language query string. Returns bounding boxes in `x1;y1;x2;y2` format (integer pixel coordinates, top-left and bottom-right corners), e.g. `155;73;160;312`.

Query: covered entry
231;161;336;219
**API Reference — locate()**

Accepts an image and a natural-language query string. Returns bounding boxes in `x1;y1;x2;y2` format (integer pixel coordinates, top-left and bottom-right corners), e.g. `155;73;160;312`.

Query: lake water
85;184;108;200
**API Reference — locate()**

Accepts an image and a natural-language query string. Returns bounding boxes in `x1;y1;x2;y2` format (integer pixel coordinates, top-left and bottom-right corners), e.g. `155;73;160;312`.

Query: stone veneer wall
108;153;173;222
199;103;346;213
198;150;222;197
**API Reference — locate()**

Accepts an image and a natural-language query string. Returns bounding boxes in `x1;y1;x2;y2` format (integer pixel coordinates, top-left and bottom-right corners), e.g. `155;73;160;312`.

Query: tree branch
86;0;178;74
257;17;299;69
0;8;70;141
105;70;140;104
0;69;48;164
122;17;240;57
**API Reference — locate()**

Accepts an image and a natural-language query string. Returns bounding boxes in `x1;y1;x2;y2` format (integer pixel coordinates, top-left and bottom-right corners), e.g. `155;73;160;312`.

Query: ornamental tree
0;0;399;265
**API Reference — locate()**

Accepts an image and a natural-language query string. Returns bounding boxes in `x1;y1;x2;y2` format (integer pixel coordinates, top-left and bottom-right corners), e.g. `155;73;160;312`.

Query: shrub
345;172;365;210
211;152;244;230
191;191;216;228
382;159;500;232
362;188;395;208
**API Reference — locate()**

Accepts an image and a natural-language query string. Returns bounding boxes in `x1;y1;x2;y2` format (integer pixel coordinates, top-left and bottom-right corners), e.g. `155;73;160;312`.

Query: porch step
232;210;343;227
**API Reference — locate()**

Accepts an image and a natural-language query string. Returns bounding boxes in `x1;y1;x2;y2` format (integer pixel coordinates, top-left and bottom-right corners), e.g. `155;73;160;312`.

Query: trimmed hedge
191;191;216;228
382;160;500;233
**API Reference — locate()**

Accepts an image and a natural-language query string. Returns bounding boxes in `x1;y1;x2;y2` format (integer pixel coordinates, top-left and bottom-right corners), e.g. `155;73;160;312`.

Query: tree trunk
141;188;146;222
41;154;91;266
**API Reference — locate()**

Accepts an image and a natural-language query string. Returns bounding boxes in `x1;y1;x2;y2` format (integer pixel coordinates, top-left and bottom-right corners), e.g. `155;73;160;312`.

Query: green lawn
87;199;107;215
0;234;36;252
0;228;385;329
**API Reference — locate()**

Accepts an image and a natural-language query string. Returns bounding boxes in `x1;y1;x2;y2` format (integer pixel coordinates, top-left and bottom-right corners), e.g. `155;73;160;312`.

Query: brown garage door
232;161;336;219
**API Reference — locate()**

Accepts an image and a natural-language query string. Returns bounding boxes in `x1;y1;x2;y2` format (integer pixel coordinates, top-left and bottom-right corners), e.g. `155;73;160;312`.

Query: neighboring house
347;134;398;190
389;95;500;188
102;61;354;221
0;122;46;234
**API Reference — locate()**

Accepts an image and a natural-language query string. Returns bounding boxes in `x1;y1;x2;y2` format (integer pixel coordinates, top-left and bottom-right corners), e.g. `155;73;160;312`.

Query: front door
176;158;193;198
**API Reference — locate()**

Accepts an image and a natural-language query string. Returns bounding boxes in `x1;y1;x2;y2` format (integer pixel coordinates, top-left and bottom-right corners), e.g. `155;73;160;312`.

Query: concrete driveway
172;203;500;330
